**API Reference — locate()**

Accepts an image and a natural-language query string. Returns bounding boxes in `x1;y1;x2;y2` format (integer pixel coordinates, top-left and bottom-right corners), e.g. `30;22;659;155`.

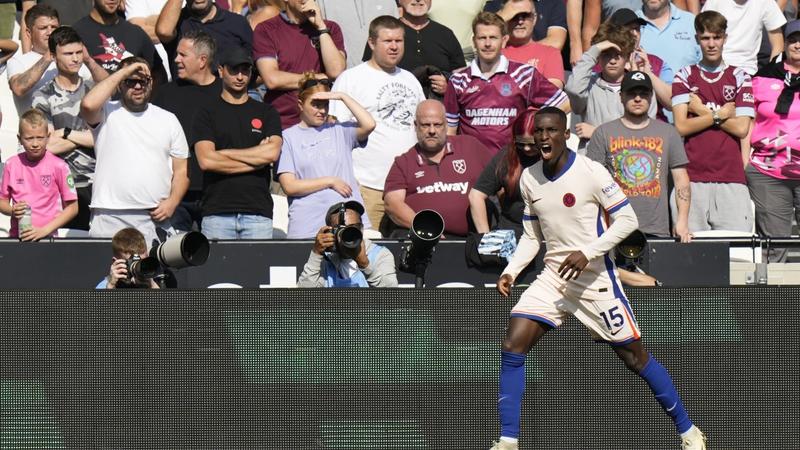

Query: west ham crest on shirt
500;83;513;97
563;193;576;207
452;159;466;174
722;85;735;102
40;175;52;187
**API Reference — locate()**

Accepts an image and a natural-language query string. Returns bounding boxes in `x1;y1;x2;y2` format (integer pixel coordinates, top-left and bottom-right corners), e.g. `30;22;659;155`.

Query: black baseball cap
220;46;253;68
325;200;366;225
621;71;653;92
609;8;647;27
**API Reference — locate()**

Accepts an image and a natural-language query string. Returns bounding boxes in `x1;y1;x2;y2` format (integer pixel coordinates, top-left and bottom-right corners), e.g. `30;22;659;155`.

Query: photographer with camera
97;227;160;289
298;200;398;288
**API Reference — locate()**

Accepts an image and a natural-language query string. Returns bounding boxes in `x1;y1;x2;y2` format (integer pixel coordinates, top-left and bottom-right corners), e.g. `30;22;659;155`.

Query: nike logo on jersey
666;402;678;412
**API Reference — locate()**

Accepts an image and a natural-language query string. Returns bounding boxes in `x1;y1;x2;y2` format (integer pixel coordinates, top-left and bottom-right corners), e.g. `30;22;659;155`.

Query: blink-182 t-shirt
192;97;282;218
586;118;688;237
672;64;755;184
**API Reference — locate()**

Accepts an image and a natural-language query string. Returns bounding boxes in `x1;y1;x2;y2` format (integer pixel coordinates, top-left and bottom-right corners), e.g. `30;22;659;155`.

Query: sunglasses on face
512;12;535;21
122;77;151;88
515;141;536;152
302;78;333;90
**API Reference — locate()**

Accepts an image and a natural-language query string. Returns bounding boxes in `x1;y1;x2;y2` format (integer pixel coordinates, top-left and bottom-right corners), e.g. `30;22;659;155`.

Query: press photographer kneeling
99;228;160;289
298;201;398;288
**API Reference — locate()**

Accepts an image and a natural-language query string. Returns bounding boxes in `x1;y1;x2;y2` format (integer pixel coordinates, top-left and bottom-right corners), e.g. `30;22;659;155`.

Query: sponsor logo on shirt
602;182;620;198
415;181;469;195
465;107;518;127
452;159;466;174
66;174;76;191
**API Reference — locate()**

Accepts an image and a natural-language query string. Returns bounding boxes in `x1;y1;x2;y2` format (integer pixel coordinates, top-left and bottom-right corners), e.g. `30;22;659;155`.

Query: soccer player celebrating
489;107;706;450
444;12;568;154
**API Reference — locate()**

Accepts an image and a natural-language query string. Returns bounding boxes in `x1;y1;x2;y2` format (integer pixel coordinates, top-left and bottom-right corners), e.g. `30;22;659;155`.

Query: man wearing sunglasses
80;56;189;246
192;46;283;240
498;0;565;88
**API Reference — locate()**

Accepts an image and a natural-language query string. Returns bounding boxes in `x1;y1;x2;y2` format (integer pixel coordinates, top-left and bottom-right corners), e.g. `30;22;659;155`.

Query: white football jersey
504;151;639;300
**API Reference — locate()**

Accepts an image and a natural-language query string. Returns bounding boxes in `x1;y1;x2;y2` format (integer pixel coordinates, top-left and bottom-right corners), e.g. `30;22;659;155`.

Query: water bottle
18;205;32;234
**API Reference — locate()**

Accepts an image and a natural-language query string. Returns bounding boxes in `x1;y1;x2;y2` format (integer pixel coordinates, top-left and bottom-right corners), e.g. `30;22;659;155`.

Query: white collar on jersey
469;55;510;80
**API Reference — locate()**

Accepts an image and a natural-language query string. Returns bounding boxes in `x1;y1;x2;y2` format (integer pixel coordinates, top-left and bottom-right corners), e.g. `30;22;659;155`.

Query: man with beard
384;100;491;237
444;12;568;154
156;0;252;76
80;57;189;245
192;46;283;239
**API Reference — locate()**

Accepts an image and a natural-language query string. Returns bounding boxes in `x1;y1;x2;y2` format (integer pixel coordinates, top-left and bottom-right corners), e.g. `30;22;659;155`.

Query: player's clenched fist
496;274;514;297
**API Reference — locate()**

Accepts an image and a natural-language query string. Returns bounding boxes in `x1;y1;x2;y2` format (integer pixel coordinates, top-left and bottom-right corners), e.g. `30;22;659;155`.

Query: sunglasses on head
122;77;151;88
302;78;333;91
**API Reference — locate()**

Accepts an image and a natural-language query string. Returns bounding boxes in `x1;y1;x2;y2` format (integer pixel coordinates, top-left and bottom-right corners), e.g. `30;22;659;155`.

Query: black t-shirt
473;148;539;228
73;15;159;73
163;7;253;76
152;78;223;193
191;97;282;217
362;20;465;74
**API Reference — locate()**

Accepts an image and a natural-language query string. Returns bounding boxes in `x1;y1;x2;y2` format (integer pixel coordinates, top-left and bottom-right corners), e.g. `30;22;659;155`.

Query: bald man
383;100;492;237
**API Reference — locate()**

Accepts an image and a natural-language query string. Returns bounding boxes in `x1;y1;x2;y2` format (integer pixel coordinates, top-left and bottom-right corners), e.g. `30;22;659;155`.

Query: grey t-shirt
32;78;96;188
586;118;688;237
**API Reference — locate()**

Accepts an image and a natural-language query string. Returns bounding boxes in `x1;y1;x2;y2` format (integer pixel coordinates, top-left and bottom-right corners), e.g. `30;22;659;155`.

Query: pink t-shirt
750;72;800;180
0;152;77;237
502;41;565;85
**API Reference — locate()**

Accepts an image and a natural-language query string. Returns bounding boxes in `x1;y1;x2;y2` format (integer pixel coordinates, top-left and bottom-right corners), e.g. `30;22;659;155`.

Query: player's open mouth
539;144;552;155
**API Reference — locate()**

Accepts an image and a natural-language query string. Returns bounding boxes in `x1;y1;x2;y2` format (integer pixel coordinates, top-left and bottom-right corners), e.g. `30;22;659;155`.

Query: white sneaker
681;426;707;450
488;439;519;450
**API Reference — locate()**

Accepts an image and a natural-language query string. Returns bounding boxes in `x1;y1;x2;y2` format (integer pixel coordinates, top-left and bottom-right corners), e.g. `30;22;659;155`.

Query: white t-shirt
90;101;189;210
7;50;93;114
702;0;786;75
123;0;170;18
329;62;425;190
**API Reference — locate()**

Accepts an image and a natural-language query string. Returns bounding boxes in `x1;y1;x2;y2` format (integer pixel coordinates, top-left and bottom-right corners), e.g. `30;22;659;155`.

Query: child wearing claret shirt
0;109;78;240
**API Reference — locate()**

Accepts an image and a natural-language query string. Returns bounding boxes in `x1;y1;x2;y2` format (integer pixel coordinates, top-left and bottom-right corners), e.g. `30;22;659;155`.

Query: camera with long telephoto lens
327;203;363;257
117;232;211;288
399;210;444;287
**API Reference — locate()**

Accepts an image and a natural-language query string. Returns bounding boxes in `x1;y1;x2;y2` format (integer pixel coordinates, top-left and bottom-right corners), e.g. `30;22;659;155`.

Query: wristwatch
62;127;72;139
712;110;722;127
318;28;330;35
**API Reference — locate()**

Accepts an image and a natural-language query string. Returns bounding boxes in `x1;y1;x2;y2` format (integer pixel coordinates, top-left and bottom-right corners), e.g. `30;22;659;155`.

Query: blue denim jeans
201;214;273;240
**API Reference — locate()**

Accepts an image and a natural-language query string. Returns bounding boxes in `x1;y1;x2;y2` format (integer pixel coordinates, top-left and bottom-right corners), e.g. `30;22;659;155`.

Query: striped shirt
444;55;568;154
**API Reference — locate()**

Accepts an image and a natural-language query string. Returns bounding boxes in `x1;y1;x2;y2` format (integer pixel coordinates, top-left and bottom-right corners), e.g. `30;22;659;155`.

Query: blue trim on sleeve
522;214;539;221
607;199;630;214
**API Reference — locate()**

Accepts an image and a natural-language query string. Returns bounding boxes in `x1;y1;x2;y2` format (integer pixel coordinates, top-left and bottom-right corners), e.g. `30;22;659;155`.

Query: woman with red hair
469;109;540;239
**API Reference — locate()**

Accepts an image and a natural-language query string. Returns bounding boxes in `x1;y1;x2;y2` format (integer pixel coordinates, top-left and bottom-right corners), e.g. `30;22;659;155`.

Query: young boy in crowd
0;109;78;240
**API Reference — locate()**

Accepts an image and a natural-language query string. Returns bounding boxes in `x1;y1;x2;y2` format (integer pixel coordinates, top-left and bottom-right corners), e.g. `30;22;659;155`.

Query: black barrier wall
1;288;797;449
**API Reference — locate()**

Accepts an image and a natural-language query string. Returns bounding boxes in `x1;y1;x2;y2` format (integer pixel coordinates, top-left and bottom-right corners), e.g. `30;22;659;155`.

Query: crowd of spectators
1;0;800;267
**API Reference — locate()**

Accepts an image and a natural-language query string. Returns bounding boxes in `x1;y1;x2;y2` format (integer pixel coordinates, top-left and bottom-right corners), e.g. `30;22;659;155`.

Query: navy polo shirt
165;6;253;75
